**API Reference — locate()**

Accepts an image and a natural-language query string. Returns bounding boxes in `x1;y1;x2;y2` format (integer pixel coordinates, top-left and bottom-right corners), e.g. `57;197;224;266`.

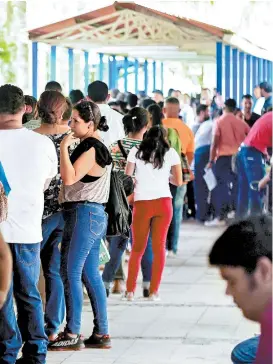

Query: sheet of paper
203;168;217;191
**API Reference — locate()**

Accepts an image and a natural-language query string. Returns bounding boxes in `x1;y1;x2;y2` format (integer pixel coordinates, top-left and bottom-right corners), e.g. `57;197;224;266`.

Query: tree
0;2;18;83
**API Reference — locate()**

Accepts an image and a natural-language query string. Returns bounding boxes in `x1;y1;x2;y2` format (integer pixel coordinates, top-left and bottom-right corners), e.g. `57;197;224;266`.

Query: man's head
242;94;253;113
153;89;164;104
196;104;210;122
224;98;237;113
253;85;261;99
45;81;62;92
163;97;180;119
126;93;138;109
110;88;120;100
171;90;182;99
0;84;25;129
22;95;38;124
88;81;109;103
183;93;191;105
62;98;73;124
209;215;272;322
260;82;272;98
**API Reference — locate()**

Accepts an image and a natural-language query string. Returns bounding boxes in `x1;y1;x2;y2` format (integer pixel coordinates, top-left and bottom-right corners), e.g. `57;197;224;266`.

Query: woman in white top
125;126;182;300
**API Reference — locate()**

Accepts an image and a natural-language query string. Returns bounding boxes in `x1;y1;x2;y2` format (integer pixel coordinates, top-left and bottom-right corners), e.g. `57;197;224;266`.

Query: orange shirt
163;118;194;155
214;113;250;157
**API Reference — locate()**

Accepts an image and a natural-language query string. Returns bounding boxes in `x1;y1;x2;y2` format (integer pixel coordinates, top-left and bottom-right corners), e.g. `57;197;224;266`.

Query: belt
62;201;106;209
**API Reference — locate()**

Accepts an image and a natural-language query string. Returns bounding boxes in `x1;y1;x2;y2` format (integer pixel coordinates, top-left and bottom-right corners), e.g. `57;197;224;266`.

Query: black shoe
106;288;110;297
143;288;150;298
84;333;111;349
48;332;85;351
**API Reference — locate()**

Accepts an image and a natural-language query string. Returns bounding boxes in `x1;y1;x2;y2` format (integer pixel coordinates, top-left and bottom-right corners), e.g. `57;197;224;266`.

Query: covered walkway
29;2;273;100
45;221;258;364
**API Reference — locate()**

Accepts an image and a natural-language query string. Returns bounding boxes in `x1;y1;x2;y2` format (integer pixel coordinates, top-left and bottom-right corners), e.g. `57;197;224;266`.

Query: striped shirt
110;138;141;173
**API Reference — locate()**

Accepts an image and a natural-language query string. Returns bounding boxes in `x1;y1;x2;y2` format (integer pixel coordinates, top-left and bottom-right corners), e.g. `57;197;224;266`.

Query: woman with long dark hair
125;126;182;301
48;101;112;351
103;107;154;298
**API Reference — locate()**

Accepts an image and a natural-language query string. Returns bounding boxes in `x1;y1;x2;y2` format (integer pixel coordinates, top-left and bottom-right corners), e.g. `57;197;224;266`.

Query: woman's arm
170;164;183;186
60;134;96;185
0;232;12;309
125;161;135;177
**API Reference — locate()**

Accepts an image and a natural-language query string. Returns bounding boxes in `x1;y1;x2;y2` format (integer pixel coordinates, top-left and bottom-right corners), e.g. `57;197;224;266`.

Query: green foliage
0;2;23;83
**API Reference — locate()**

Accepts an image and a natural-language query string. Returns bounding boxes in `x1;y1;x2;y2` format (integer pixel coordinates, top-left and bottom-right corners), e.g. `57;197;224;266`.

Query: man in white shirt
87;81;125;148
253;85;265;116
193;105;214;223
0;84;58;364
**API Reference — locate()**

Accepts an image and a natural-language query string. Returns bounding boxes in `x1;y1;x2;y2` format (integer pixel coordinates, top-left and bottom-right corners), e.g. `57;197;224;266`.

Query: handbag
99;239;110;265
181;152;191;183
105;169;132;238
0;162;10;223
117;140;134;196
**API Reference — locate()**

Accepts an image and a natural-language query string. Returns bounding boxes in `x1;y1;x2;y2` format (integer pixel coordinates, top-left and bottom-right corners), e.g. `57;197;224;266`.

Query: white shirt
0;128;58;243
194;120;214;150
253;97;265;115
127;147;181;201
97;104;125;148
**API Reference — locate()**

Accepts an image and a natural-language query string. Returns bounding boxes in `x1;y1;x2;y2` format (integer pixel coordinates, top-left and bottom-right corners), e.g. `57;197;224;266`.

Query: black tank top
70;137;112;183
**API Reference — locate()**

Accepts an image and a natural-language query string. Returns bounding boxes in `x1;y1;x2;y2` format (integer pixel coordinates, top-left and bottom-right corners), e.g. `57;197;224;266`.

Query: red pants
126;198;173;294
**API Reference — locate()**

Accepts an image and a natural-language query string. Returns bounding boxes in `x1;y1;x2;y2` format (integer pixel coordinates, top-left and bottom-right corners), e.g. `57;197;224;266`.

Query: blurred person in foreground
209;215;272;364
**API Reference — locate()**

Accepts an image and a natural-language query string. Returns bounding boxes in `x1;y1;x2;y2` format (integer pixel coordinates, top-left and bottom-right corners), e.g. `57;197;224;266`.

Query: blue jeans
103;232;153;288
194;145;210;222
231;336;259;363
61;202;108;335
0;244;47;364
167;184;187;253
212;156;236;219
41;212;65;336
236;147;266;218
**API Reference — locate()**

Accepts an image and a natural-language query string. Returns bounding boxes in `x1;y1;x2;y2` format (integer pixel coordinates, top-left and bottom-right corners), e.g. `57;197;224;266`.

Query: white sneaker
121;292;134;301
167;251;177;258
227;211;236;219
205;218;226;227
148;294;160;302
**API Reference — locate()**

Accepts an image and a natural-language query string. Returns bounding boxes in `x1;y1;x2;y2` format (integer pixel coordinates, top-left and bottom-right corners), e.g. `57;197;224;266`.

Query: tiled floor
47;221;258;363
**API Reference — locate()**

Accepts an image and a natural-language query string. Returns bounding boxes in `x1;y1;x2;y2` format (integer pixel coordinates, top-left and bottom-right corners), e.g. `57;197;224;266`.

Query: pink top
244;112;272;155
214;113;250;157
255;300;272;364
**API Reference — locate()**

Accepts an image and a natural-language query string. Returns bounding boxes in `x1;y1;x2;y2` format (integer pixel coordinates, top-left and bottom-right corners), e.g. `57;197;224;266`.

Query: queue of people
0;78;272;363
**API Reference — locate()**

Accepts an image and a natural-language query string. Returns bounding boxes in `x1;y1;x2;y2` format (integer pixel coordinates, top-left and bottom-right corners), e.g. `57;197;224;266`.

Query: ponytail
97;116;109;132
147;103;163;127
122;107;148;135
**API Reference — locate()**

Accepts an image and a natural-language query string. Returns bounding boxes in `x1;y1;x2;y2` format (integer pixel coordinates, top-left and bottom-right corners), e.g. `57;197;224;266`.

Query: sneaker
48;332;85;351
84;333;111;349
168;251;177;258
205;218;226;227
148;293;160;302
143;288;150;298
